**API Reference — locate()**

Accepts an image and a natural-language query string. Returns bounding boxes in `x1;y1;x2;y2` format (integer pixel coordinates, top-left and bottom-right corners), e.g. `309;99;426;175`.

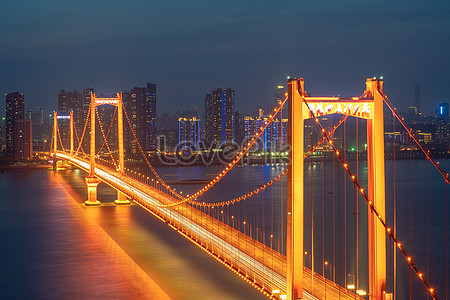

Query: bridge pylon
113;93;130;205
84;92;130;206
287;77;387;300
365;78;387;300
85;92;101;206
287;78;305;300
52;111;57;171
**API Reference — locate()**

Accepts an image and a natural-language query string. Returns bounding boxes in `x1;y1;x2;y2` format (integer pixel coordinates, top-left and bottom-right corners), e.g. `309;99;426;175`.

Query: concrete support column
85;176;101;206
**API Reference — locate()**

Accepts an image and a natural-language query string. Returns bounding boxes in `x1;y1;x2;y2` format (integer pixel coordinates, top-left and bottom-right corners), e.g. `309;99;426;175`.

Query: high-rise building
204;88;235;146
30;107;44;145
123;83;157;154
436;103;450;144
414;83;421;113
243;115;287;152
178;117;201;150
5;92;25;158
83;87;94;119
0;114;4;151
275;85;286;103
437;103;449;118
58;89;83;146
14;119;32;160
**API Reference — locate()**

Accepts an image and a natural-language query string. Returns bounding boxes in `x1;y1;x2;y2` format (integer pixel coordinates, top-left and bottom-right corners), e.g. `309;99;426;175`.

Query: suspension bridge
48;77;449;300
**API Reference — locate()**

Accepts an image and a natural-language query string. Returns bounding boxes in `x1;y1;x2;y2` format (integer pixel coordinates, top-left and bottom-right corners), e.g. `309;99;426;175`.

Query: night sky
1;0;449;116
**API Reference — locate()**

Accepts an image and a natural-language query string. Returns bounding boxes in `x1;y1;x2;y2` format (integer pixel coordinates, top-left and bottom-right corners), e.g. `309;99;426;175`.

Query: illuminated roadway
56;152;361;300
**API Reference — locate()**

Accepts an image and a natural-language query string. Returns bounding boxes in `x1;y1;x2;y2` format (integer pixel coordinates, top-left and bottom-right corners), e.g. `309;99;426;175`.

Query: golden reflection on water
52;172;171;300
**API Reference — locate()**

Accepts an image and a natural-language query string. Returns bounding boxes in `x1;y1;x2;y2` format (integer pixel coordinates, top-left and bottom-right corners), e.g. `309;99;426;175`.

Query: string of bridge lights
135;94;289;208
96;106;117;156
95;108;119;170
73;106;91;157
123;106;185;200
189;170;287;207
302;90;438;300
56;122;66;153
304;114;348;159
382;93;450;185
72;124;86;156
184;94;289;203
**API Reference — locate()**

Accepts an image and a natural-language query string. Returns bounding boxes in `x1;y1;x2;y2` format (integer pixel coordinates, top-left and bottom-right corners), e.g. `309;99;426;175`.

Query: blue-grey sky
1;0;449;116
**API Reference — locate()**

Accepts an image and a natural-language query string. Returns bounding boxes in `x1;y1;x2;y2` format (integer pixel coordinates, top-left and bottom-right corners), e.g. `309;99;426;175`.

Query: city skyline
1;1;450;116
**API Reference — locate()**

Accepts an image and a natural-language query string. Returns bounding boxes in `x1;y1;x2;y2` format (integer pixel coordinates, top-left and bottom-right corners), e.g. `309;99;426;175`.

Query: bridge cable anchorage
95;108;119;169
380;91;450;186
302;93;439;300
74;106;91;157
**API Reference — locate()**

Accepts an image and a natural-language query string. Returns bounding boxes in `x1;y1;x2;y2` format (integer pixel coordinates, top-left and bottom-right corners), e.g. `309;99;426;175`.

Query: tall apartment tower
204;88;235;145
14;119;32;160
5;92;25;158
123;83;157;154
275;85;285;103
58;90;83;146
83;87;94;117
178;117;201;150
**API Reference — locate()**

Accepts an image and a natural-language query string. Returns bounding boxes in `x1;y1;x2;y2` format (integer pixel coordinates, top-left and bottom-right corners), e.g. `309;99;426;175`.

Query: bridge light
356;290;367;296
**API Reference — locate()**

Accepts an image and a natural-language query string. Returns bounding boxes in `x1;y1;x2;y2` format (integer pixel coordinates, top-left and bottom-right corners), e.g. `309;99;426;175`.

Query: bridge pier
114;191;130;205
85;176;101;206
